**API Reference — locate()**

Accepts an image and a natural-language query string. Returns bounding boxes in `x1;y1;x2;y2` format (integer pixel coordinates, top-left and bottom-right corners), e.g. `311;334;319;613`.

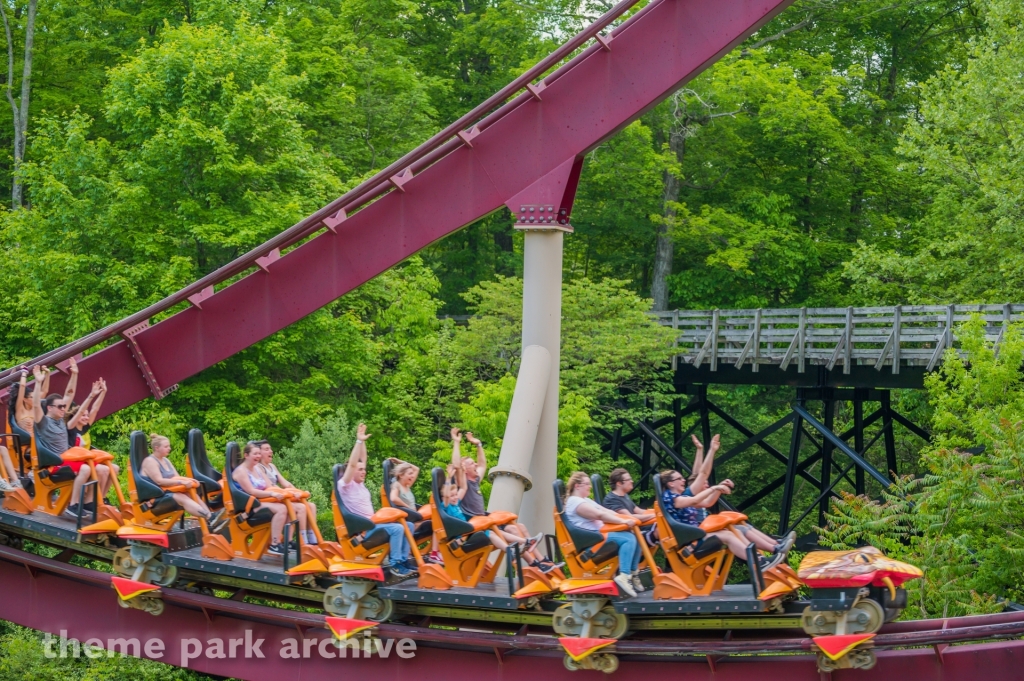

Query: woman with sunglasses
659;469;784;570
684;435;795;565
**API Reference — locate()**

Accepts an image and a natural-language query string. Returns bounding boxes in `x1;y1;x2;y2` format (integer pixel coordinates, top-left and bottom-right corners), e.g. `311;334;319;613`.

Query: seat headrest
187;428;221;488
129;431;149;475
8;406;29;440
552;480;566;514
431;466;445;501
224;441;242;476
188;428;205;459
128;430;167;502
333;462;345;483
653;472;666;509
383;459;394;498
590;473;606;504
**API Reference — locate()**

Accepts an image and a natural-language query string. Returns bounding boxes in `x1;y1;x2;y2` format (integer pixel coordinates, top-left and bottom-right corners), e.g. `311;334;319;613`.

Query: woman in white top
563;471;641;598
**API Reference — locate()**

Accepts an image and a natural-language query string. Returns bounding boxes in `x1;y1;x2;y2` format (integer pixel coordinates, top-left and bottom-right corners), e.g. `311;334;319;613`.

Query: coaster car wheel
324;580;394;622
152;564;178;587
553;602;627;639
112;545;176;586
118;594;165;617
816;648;876;673
802;597;885;636
848;597;885;634
849;648;877;670
564;653;619;674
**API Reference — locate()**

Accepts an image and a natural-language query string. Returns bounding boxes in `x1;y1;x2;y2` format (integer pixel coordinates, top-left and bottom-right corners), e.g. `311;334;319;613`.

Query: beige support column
487;344;550;514
488;229;563;534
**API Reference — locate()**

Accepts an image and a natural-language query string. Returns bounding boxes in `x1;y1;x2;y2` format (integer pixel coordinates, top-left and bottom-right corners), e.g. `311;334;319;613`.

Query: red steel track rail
2;544;1024;680
0;0;797;415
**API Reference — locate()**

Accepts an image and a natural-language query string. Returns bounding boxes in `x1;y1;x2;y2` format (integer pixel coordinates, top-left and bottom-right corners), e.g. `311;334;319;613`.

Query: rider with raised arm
451;428;553;571
448;430;552;561
687;435;795;561
0;368;39;492
442;457;531;555
31;361;117;516
66;378;107;449
337;424;415;576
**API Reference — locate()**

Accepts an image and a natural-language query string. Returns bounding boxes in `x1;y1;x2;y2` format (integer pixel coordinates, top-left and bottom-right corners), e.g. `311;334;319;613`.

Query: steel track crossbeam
793;404;891;488
786;460;857;535
737;451;824;511
889;408;931;442
707;402;820;488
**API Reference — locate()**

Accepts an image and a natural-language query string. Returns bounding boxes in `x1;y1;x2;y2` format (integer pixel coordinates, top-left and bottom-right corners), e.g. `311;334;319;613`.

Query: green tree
457;275;677;422
844;0;1024;304
0;623;210;681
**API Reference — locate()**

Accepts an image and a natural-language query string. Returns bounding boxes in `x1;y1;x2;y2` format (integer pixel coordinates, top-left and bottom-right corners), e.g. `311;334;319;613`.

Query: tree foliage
820;319;1024;617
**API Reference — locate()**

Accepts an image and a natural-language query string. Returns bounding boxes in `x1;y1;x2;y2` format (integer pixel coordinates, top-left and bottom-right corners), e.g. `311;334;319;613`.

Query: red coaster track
2;544;1022;679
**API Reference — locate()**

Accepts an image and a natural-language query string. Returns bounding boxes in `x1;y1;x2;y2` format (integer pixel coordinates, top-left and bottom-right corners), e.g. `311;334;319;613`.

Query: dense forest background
1;0;1024;671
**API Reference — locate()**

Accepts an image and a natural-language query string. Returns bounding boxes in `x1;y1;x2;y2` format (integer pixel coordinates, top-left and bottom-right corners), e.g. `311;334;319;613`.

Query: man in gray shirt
32;363;115;517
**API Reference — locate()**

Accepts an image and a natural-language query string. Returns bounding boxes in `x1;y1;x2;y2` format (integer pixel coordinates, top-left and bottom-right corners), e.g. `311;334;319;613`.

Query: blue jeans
604;531;639;574
380;523;409;562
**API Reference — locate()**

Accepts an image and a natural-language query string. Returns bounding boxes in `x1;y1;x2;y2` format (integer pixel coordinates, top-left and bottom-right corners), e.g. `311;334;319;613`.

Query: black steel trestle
599;373;931;537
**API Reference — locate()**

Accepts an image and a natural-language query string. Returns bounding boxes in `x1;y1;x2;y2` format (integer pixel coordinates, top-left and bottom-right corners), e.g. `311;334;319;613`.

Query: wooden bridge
652;304;1024;375
606;304;1023;540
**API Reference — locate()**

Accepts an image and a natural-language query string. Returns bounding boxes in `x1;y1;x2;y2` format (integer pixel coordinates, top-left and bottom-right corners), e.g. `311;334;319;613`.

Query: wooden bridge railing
652;304;1024;374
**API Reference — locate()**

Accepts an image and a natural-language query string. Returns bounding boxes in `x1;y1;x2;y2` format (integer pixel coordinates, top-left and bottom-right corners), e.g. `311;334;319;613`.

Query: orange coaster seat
418;467;500;590
699;512;748;533
649;475;733;598
553;480;620;581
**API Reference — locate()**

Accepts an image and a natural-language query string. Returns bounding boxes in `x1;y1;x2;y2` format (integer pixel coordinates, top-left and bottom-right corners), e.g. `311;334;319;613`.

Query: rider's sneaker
533;559;565;574
773;531;796;559
266;542;285;556
0;478;14;493
631;572;646;593
524;532;544;551
389;563;412;578
63;503;81;519
613;573;637;598
761;551;786;572
208;508;226;528
427;551;444;564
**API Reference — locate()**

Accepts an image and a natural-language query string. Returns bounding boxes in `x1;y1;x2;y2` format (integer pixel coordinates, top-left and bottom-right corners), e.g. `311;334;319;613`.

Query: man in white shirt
338;424;414;576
